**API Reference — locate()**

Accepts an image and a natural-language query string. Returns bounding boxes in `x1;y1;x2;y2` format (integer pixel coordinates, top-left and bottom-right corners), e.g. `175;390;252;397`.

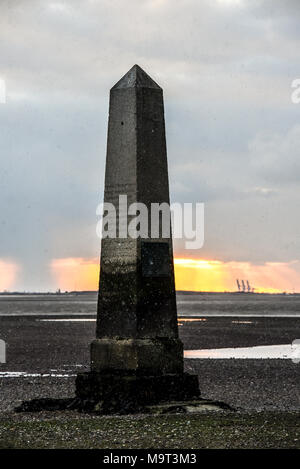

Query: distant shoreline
0;290;299;296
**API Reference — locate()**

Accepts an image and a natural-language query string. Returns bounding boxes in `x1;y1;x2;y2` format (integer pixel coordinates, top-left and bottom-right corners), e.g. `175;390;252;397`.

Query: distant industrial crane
236;279;255;293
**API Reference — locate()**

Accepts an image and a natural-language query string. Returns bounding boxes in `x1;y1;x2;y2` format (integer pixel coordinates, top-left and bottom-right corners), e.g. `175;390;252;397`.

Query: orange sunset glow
0;259;19;291
51;257;300;293
51;258;99;291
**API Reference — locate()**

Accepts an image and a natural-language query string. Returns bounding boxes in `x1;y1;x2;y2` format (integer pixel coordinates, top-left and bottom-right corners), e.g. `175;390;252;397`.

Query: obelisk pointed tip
111;65;162;90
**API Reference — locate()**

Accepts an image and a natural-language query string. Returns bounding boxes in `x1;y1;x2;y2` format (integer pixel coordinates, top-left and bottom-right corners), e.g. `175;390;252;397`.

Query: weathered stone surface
96;65;178;343
90;338;183;375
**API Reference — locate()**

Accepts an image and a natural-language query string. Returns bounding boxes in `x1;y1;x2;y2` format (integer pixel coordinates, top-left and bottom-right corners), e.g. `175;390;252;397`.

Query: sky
1;0;300;292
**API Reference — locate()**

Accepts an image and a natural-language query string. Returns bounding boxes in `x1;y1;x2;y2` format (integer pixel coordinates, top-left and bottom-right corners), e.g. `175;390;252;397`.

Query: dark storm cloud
0;0;300;289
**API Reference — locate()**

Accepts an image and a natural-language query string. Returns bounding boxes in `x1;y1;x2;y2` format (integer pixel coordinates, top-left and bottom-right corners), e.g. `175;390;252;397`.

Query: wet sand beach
0;293;299;448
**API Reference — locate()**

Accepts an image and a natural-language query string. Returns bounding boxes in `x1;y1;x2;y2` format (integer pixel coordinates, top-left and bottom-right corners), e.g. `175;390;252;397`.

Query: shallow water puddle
184;344;297;359
0;372;76;378
39;318;96;322
39;318;207;323
231;320;253;324
178;318;206;322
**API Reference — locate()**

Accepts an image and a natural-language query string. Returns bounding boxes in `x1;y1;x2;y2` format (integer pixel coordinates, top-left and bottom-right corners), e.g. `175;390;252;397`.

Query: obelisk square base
75;338;200;413
90;338;185;375
75;372;200;414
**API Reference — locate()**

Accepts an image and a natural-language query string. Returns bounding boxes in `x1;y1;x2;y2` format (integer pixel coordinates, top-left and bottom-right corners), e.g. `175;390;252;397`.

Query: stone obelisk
76;65;199;412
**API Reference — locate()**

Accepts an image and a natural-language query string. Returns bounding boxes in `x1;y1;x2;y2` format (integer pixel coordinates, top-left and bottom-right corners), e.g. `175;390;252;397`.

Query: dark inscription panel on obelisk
141;242;171;277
